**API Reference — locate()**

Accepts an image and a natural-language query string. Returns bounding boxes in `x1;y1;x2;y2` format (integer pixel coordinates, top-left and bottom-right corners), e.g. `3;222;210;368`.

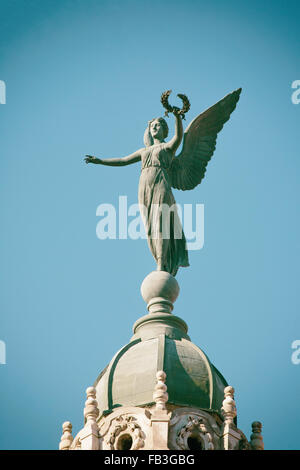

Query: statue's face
150;120;164;140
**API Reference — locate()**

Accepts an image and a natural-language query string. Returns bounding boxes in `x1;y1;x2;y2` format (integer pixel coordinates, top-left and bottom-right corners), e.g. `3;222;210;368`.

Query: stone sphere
141;271;179;305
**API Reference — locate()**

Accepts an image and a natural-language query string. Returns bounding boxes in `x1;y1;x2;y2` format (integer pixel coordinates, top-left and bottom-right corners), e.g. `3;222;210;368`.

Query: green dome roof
94;311;227;417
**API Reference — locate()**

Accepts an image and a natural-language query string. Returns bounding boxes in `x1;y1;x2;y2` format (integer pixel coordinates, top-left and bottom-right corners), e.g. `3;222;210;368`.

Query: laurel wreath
160;90;191;120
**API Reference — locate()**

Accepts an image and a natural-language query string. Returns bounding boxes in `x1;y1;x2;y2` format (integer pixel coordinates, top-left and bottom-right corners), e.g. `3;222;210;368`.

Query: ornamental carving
105;415;145;450
238;431;251;450
176;415;214;450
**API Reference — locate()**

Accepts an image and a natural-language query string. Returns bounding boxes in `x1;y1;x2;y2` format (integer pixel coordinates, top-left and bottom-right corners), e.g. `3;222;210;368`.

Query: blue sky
0;0;299;450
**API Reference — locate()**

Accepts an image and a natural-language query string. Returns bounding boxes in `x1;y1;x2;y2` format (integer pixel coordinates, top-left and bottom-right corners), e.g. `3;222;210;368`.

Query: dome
94;312;227;417
94;272;227;418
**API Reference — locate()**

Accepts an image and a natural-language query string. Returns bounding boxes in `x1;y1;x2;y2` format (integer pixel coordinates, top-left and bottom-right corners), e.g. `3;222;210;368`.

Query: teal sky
1;0;299;450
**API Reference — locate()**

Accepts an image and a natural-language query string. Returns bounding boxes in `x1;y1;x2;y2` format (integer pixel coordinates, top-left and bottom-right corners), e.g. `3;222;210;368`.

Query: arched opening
117;433;133;450
187;435;203;450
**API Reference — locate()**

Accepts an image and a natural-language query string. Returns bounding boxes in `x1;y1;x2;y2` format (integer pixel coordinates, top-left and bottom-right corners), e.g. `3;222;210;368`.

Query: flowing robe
138;143;189;276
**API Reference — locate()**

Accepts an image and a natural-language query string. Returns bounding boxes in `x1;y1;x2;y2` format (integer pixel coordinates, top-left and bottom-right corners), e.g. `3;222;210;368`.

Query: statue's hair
143;117;169;147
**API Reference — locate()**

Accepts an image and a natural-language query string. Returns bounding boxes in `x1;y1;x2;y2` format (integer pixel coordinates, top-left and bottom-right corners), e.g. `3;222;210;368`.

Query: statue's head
144;117;169;147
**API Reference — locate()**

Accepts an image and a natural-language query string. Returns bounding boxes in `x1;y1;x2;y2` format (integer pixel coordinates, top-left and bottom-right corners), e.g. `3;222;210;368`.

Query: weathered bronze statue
85;89;241;276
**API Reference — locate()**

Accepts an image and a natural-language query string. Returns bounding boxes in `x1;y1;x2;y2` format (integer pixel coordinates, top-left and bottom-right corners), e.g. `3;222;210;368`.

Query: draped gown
138;143;189;276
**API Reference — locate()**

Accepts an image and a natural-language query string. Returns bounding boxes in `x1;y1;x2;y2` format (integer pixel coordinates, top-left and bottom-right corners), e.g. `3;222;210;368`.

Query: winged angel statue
85;88;241;276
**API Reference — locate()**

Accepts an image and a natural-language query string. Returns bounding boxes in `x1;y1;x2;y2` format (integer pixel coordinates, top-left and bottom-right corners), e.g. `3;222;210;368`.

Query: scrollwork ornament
105;415;145;450
176;415;214;450
238;431;251;451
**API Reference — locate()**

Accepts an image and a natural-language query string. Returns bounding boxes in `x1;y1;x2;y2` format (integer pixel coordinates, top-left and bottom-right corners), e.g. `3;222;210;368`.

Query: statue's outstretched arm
84;149;142;167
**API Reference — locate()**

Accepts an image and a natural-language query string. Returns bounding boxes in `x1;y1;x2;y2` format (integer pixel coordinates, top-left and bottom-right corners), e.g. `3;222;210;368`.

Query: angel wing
169;88;242;191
